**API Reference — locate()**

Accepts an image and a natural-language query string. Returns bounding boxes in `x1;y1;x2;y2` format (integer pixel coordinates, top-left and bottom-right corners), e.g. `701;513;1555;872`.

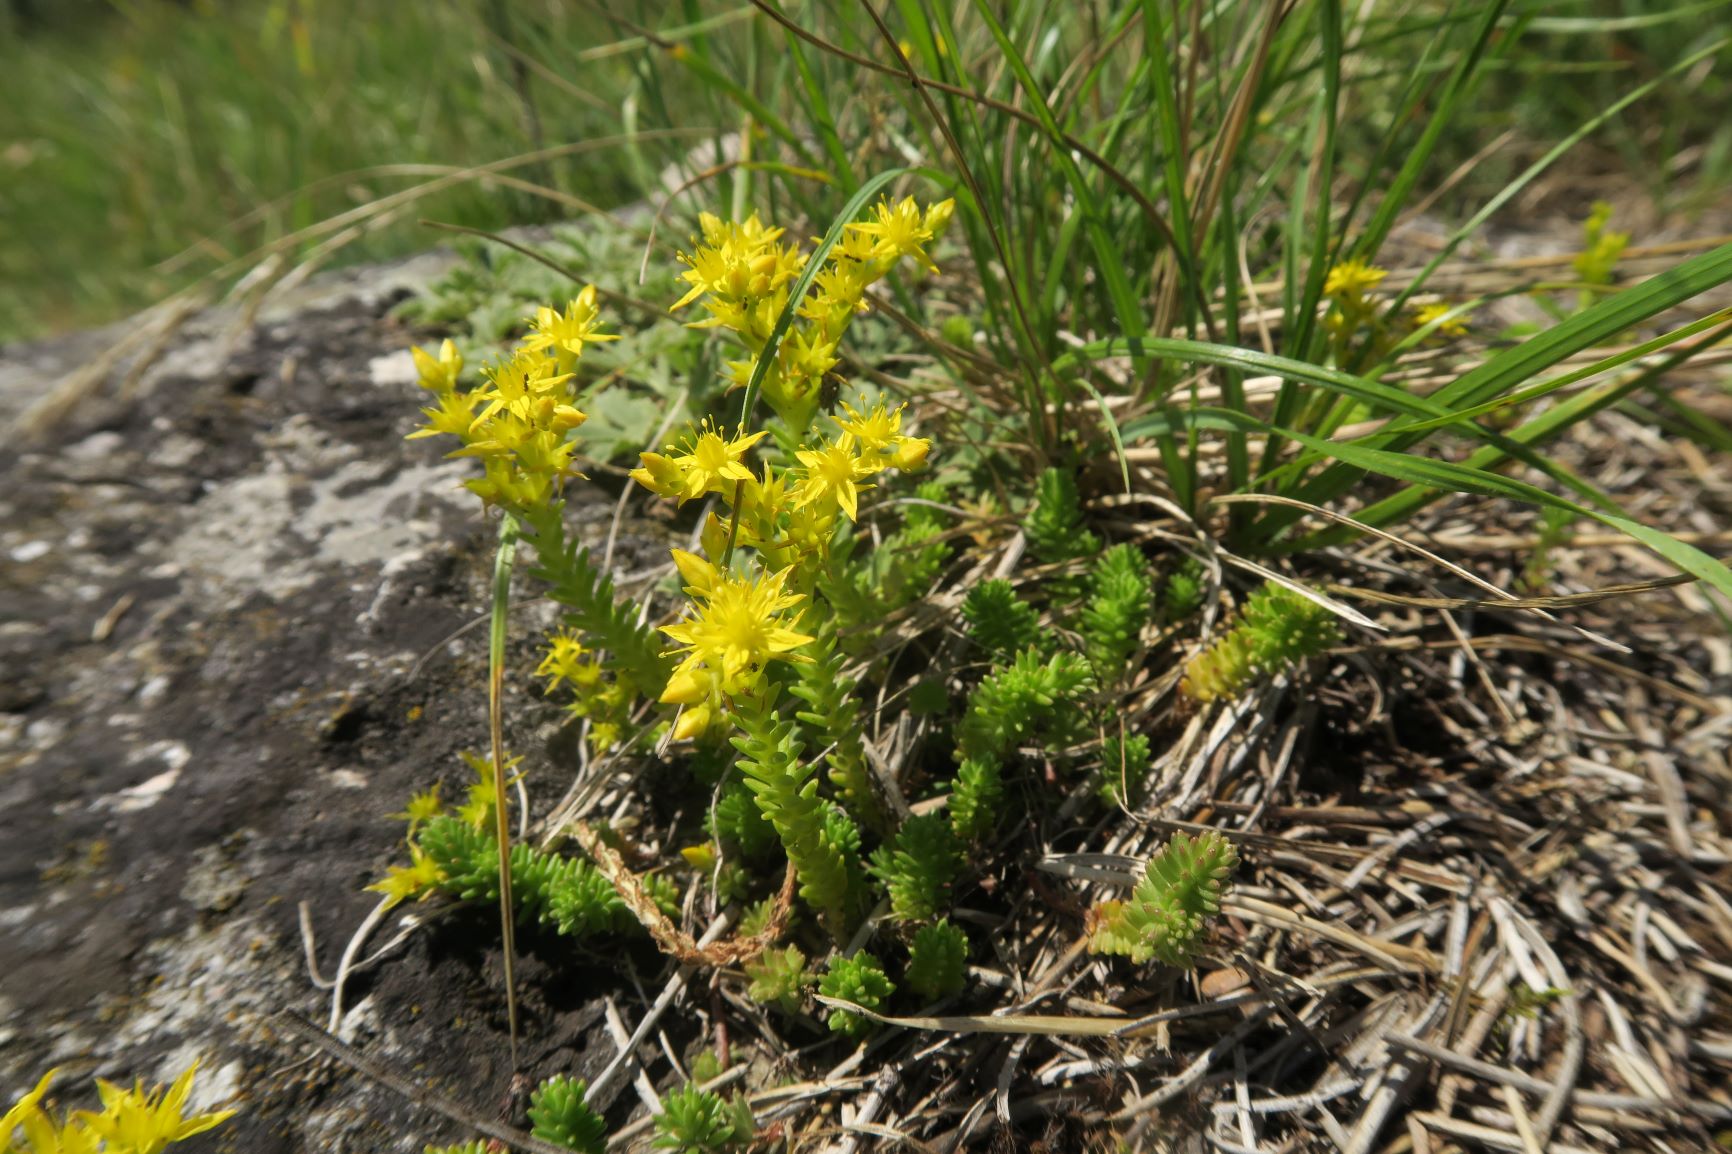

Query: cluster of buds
1322;259;1470;366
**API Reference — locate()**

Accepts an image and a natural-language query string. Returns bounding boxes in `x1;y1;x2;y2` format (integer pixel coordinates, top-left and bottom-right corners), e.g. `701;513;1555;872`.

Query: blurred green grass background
0;0;655;341
1;0;1727;344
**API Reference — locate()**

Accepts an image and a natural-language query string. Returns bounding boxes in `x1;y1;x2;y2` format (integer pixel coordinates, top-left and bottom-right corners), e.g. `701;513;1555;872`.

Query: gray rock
0;257;671;1152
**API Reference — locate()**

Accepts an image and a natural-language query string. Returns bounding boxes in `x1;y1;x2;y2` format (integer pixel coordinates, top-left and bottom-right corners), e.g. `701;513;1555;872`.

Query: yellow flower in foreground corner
4;1068;61;1151
659;551;814;698
75;1063;236;1154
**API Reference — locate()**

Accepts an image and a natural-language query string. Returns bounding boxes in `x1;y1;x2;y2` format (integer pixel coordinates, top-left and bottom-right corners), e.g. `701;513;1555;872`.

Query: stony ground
0;260;682;1152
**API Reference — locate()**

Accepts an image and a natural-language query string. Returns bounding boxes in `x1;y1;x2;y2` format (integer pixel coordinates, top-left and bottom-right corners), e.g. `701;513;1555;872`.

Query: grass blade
737;167;913;427
1187;407;1732;600
489;512;522;1069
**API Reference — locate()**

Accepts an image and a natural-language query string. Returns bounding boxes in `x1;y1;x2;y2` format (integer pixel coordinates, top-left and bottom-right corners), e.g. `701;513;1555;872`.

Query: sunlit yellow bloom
389;784;443;829
75;1064;236;1154
830;398;931;475
848;195;946;271
457;418;583;492
537;630;602;694
471;351;580;432
833;229;882;267
1410;302;1469;340
464;457;557;509
454;750;523;829
521;286;618;373
366;844;443;908
411;338;464;393
10;1111;100;1154
801;259;872;322
659;563;814;696
672;212;804;327
836;398;903;453
1324;259;1387;301
407;388;479;441
795;432;875;521
632;423;768;503
3;1068;59;1150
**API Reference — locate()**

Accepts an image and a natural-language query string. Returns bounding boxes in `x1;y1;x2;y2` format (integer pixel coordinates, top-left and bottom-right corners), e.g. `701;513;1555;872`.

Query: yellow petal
660;665;712;705
1;1067;59;1133
670;549;719;595
659;622;699;647
892;437;930;471
671;703;711;743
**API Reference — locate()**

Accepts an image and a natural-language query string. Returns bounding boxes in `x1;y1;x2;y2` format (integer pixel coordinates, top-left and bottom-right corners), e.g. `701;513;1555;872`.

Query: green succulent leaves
653;1085;753;1154
1181;581;1340;702
731;693;858;936
1088;830;1240;966
962;579;1045;663
417;815;676;939
818;952;895;1036
1026;467;1100;563
528;1075;607;1154
1080;543;1156;681
905;919;969;999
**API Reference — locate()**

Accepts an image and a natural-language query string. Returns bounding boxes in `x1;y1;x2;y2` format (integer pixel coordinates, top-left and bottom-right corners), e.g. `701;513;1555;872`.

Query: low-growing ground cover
5;2;1732;1153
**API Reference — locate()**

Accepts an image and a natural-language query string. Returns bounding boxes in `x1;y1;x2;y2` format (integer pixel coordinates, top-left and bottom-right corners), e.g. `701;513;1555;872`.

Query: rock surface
0;258;675;1152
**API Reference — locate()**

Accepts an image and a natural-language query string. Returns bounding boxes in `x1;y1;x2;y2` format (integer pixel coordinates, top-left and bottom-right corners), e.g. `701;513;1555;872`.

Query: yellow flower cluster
1323;258;1387;303
658;550;815;740
535;629;637;750
404;197;948;748
1322;259;1469;363
632;396;931;741
1322;258;1388;354
3;1065;235;1154
673;196;954;430
633;397;928;560
1409;301;1470;343
407;284;616;508
367;748;529;906
632;196;951;740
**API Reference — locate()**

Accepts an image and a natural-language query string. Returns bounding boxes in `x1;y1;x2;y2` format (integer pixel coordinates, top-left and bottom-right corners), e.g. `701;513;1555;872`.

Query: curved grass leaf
1262;239;1732;536
1177;407;1732;601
